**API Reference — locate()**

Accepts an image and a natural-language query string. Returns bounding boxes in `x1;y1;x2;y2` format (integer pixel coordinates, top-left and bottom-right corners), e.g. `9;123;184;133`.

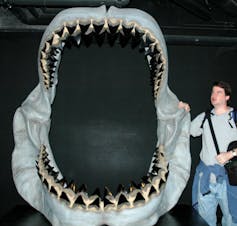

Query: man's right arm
190;112;205;137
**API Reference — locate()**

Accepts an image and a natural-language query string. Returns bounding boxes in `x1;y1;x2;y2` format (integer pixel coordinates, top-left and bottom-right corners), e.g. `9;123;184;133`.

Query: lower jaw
37;144;169;212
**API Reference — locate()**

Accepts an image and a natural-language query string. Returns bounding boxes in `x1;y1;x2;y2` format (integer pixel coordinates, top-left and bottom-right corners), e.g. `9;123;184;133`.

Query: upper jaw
38;5;167;99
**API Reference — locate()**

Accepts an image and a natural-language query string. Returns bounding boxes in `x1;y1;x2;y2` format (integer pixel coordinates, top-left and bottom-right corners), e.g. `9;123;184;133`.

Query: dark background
1;0;237;219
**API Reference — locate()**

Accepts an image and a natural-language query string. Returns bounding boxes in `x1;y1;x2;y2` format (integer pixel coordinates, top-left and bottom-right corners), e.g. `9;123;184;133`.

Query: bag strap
206;112;221;155
200;109;211;129
231;108;237;126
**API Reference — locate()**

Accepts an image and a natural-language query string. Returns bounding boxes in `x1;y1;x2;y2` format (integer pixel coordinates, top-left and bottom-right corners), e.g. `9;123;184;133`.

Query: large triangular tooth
116;20;123;33
148;185;158;197
149;41;159;53
126;181;139;205
49;185;58;197
128;181;146;206
62;188;78;208
55;27;64;38
60;190;71;204
41;51;47;60
52;182;63;199
74;193;87;209
104;186;113;198
80;192;93;209
151;175;161;193
85;20;95;35
45;175;55;191
72;22;81;36
88;192;101;210
66;25;77;35
86;188;101;210
99;18;108;32
133;191;146;206
51;33;61;47
43;42;51;54
40;59;48;73
103;186;116;210
61;25;70;40
116;192;130;209
158;168;168;182
140;183;152;201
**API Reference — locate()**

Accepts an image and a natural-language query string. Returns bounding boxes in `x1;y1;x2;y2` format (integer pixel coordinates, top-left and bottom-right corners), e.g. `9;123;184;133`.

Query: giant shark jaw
12;5;191;226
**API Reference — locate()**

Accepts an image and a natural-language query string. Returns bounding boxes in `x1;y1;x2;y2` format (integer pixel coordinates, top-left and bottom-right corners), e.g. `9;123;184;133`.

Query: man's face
211;85;230;107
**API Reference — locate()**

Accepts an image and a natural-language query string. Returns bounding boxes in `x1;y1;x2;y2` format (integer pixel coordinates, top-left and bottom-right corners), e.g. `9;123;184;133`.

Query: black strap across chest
206;113;220;155
203;109;237;155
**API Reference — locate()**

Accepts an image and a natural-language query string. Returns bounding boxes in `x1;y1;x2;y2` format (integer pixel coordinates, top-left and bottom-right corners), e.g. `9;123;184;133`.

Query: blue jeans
197;175;237;226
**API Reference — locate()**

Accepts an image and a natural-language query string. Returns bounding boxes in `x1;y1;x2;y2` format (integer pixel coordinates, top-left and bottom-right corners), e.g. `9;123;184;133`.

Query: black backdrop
1;8;237;219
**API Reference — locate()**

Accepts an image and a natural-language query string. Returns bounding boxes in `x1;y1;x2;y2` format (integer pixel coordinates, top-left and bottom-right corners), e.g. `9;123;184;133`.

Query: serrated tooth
148;185;158;197
41;51;47;59
151;175;161;192
61;25;70;39
63;188;78;208
44;42;51;53
72;22;81;36
74;194;86;208
53;182;63;199
117;20;123;34
102;19;109;32
52;33;61;46
104;186;116;210
40;59;48;73
140;183;152;201
116;192;130;209
84;20;94;35
133;192;146;206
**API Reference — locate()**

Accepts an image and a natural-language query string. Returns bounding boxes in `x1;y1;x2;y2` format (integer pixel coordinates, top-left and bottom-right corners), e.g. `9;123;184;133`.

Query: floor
0;204;208;226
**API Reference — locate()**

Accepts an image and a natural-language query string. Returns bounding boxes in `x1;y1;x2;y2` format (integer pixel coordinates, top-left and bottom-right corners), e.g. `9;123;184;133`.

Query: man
179;81;237;226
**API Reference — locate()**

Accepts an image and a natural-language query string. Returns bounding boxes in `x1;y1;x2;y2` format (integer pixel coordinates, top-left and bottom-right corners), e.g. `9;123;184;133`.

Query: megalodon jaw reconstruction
12;5;191;226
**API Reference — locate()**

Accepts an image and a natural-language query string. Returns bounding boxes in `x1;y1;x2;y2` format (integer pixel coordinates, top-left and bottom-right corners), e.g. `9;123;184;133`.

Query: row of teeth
40;18;166;98
36;145;169;212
